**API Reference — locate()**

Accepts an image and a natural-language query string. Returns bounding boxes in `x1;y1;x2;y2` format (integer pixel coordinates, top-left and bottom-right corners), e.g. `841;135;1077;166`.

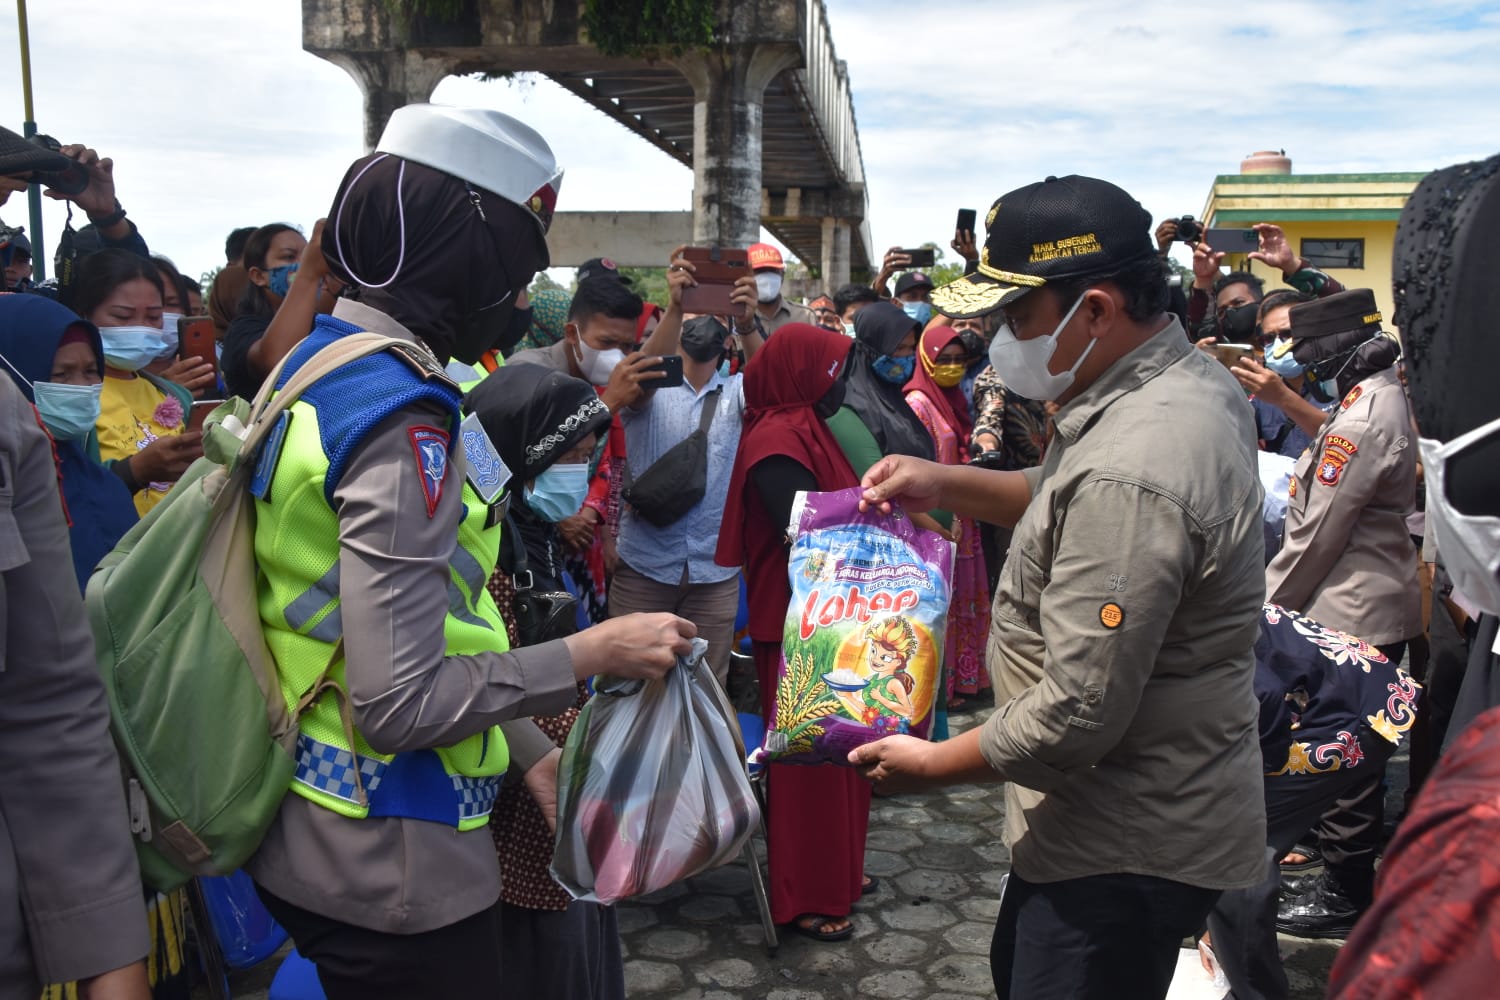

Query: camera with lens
1174;215;1203;244
26;134;89;197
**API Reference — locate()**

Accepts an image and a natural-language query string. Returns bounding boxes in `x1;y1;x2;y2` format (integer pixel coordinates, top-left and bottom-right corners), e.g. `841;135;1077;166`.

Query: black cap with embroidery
931;174;1156;318
894;271;934;296
576;257;632;285
1288;288;1384;341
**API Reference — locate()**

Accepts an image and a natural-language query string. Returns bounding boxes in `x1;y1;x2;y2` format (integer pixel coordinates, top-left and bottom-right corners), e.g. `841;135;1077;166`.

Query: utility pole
16;0;45;281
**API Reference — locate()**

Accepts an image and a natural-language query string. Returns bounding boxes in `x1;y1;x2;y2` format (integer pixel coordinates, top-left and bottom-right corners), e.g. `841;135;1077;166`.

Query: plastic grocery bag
551;638;759;905
1258;451;1296;564
765;488;955;765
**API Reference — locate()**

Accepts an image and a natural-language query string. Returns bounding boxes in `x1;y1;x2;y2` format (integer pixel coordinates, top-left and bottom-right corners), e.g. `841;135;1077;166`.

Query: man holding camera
608;247;761;689
0;126;152;272
1155;218;1345;345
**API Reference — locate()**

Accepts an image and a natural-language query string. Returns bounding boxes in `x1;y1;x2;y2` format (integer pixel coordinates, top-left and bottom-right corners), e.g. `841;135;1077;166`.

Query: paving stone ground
213;701;1373;998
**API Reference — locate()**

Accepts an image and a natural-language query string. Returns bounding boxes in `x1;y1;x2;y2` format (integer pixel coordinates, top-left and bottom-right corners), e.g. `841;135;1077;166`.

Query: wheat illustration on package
763;487;955;764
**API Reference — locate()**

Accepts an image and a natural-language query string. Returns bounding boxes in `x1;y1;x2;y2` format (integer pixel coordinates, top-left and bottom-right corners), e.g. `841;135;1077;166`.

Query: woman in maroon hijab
717;323;873;941
904;326;992;708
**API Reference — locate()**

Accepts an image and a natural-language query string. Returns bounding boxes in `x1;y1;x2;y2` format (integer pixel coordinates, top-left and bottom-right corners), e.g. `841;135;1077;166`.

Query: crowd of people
1;108;1497;1000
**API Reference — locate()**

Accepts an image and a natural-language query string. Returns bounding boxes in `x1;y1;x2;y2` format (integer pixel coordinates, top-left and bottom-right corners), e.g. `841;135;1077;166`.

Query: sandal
788;914;854;942
1279;843;1323;872
860;874;881;898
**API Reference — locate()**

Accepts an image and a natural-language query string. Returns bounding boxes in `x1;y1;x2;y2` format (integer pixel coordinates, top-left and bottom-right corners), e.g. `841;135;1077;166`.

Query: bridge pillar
677;44;799;250
820;216;851;290
324;50;456;151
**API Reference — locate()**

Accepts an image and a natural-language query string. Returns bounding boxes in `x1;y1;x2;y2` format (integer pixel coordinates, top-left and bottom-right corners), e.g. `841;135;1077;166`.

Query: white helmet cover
377;104;564;237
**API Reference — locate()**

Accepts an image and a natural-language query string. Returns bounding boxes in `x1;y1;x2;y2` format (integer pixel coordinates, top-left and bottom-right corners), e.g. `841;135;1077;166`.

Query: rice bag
764;487;955;764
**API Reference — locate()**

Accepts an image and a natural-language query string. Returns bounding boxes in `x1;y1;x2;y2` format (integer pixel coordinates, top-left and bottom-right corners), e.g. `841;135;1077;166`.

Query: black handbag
622;387;721;528
503;511;579;647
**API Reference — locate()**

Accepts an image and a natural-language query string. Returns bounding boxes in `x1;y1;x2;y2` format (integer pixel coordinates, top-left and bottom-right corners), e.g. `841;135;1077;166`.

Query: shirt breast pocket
995;538;1046;632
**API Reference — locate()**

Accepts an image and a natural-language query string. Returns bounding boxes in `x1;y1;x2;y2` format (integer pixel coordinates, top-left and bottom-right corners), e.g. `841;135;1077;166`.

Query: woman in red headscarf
904;326;992;707
716;323;873;942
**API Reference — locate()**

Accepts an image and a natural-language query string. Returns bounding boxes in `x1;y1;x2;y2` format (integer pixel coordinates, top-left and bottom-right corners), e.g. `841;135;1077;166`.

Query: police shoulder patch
1340;385;1364;410
408;425;450;518
460;410;510;504
1316;434;1357;487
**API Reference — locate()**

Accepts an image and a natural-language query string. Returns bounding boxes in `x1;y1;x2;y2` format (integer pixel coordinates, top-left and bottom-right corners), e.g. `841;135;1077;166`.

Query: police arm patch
408;425;450;518
1316;435;1358;487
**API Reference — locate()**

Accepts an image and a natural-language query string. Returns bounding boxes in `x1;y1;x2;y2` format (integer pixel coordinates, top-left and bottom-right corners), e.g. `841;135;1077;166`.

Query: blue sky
3;0;1498;286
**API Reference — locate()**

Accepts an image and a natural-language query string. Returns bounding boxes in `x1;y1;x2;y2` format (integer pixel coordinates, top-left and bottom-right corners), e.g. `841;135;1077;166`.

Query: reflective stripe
447;540;494;632
293;732;386;805
284;562;342;642
293;733;502;824
454;772;502;821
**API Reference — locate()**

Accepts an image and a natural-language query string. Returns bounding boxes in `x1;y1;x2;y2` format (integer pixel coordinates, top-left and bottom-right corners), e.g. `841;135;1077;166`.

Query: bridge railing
794;0;866;192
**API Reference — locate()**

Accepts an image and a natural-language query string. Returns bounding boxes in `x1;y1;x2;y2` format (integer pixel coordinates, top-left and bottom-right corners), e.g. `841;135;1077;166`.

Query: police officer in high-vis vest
243;105;696;999
1265;288;1421;938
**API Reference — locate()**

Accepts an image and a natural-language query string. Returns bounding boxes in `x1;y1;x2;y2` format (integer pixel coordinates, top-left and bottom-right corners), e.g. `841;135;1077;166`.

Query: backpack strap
237;332;410;461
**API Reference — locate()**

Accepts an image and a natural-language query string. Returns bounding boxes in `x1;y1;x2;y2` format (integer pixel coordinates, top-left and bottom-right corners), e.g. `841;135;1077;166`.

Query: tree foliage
582;0;717;58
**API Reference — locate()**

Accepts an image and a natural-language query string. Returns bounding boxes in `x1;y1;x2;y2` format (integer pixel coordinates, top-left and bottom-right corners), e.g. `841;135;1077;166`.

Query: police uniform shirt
1265;367;1421;647
245;299;577;935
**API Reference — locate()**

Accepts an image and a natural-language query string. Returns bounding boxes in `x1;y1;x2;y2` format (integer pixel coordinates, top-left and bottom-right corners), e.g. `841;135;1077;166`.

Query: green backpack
86;332;403;891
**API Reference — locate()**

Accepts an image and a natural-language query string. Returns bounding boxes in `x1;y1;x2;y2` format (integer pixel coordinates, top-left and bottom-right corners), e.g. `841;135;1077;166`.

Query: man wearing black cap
575;256;631;285
892;270;935;327
849;175;1267;1000
1264;288;1420;938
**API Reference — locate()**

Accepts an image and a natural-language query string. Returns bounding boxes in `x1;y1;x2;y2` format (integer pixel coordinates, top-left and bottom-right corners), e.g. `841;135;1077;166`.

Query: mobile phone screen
956;208;977;234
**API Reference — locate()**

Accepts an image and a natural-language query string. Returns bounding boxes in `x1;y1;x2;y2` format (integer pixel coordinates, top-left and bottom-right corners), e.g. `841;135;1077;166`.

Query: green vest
254;393;510;831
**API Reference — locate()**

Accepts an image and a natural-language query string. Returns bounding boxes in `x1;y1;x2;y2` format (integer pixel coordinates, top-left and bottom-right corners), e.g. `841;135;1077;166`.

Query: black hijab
322;152;547;364
464;364;611;484
847;301;935;460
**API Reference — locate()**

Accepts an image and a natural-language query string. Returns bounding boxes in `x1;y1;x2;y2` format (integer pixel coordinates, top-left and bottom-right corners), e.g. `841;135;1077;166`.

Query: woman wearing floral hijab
904;325;992;707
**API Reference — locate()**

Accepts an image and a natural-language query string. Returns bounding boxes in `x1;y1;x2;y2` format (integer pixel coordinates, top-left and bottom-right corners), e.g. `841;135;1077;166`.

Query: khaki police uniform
0;377;150;997
1266;366;1421;646
245;299;574;936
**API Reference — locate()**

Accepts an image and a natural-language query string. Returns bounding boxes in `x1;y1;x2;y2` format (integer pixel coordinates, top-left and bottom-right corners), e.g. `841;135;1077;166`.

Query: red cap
748;242;784;271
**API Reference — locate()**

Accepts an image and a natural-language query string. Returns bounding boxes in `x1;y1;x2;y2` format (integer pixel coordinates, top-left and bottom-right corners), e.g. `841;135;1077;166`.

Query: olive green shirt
979;319;1268;890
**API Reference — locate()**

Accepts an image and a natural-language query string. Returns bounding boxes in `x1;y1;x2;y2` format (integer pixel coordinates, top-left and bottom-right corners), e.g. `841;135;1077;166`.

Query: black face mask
814;374;847;419
495;306;532;357
1218;302;1259;342
453;294;518;364
681;316;730;364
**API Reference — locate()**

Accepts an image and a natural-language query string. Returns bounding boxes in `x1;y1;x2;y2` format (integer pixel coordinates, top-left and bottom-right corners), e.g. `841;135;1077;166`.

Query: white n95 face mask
987;294;1094;401
574;340;625;386
1421;415;1500;617
755;272;783;303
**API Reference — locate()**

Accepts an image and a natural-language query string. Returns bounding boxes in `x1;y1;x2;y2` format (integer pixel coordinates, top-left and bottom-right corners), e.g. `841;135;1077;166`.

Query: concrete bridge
302;0;874;285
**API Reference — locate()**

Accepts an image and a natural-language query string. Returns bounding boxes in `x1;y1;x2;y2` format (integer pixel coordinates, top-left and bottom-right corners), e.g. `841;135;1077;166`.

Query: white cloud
1;0;1496;288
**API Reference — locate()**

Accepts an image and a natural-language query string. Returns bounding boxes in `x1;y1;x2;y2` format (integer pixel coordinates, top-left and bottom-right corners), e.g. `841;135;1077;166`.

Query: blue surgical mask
33;381;103;440
718;360;732;378
99;325;176;372
525;462;591;522
267;263;299;298
872;353;916;385
901;300;933;326
1264;337;1305;378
